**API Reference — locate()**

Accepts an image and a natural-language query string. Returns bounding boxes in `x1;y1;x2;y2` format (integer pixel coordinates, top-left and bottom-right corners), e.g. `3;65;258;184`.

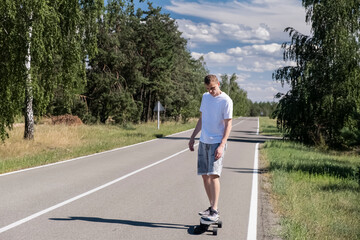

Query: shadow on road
223;166;264;174
49;216;190;230
50;216;213;236
159;135;281;144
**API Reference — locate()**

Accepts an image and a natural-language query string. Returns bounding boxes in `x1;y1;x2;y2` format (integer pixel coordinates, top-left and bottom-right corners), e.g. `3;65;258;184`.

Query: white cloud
227;43;282;57
176;19;220;43
191;51;233;65
168;0;310;41
208;72;289;102
191;52;203;59
252;43;282;54
236;73;251;83
192;43;294;73
167;0;305;102
240;80;290;102
206;52;233;63
236;59;289;73
176;19;271;44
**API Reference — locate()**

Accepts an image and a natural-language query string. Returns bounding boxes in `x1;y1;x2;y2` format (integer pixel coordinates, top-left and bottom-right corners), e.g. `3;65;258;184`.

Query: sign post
153;101;165;129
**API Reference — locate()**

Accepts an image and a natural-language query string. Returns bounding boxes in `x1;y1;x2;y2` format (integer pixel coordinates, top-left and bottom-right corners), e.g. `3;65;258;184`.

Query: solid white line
247;143;259;240
247;117;259;240
0;127;195;177
1;118;244;177
0;144;198;234
0;117;246;233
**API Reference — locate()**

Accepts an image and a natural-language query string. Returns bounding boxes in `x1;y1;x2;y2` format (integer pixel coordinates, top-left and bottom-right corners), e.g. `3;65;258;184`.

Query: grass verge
260;117;360;240
259;117;283;137
0;120;197;174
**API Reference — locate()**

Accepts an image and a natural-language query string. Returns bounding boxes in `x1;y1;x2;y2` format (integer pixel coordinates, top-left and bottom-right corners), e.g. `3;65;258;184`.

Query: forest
0;0;253;142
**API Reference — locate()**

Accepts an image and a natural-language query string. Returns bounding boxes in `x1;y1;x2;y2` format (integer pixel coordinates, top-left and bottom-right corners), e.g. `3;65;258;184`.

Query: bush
341;127;360;147
51;114;83;126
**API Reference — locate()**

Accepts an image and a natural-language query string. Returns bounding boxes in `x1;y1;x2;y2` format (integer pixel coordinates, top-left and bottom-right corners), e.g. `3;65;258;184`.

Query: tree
0;0;103;141
273;0;360;147
220;73;250;117
85;0;207;124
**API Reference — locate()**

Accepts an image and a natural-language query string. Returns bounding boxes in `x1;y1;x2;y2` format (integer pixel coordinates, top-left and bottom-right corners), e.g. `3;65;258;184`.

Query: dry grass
1;124;82;160
0;120;197;174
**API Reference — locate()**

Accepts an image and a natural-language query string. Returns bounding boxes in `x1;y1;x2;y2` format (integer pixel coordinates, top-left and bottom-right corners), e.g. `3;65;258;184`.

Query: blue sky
120;0;311;102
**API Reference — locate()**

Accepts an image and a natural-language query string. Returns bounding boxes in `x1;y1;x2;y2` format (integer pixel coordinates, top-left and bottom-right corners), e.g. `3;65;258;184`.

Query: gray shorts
197;141;226;176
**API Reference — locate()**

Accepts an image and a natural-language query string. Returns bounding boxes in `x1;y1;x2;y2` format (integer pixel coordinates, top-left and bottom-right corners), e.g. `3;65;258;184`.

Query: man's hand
189;138;195;151
214;145;224;160
189;115;202;152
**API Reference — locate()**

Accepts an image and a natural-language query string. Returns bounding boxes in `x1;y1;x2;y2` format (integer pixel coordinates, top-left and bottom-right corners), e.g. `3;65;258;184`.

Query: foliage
273;0;360;147
85;0;207;124
0;0;103;140
220;73;250;116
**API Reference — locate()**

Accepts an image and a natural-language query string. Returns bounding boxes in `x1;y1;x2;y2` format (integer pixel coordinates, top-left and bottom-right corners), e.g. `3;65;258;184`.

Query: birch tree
273;0;360;146
0;0;103;141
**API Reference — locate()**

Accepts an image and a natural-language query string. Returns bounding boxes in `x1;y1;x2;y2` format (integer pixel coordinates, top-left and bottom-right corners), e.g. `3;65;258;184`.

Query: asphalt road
0;117;267;239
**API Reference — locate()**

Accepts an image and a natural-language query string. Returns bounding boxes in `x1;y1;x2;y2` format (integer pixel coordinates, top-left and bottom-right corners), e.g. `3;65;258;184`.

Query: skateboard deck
193;217;223;235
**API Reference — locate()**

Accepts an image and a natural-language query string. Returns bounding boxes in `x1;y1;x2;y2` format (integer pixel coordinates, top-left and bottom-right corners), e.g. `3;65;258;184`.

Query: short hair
204;74;218;85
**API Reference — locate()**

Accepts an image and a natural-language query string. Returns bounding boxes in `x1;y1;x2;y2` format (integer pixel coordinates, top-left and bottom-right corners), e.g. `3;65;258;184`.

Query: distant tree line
249;102;277;117
273;0;360;148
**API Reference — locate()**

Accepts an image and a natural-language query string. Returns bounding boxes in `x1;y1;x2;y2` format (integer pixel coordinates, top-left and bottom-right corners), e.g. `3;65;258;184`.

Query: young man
189;74;233;222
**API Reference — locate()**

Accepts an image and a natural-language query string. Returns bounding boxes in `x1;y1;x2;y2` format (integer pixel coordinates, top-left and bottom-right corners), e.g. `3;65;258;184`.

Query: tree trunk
146;90;152;122
24;22;34;140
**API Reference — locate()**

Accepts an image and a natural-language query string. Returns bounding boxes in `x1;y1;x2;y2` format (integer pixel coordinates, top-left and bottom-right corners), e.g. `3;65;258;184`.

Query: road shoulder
257;143;283;240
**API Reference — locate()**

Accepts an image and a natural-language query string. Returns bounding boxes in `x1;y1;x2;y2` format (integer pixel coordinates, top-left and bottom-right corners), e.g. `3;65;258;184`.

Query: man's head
204;74;221;97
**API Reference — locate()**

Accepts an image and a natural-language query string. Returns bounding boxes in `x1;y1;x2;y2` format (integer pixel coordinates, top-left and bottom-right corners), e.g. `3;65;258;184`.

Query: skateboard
193;217;223;235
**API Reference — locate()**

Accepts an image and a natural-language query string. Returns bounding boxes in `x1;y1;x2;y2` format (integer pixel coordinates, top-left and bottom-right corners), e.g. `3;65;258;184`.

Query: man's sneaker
198;207;212;216
201;208;219;222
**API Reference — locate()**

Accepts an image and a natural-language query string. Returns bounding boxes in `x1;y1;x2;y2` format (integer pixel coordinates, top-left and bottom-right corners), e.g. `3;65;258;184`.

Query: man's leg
202;175;212;206
209;175;220;211
202;174;220;210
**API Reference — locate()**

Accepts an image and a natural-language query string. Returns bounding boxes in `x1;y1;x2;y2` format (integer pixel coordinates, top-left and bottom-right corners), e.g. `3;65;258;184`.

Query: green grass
0;120;197;174
260;119;360;240
259;117;283;137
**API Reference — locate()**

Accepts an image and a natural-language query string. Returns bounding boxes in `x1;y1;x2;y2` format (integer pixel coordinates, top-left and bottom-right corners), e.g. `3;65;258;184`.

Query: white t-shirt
200;92;233;144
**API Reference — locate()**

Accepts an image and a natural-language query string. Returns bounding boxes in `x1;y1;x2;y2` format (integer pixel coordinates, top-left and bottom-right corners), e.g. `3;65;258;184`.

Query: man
189;74;233;222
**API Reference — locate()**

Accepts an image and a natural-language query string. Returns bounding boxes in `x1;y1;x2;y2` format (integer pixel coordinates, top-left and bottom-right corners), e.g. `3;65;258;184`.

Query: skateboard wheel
213;227;218;236
217;220;222;228
199;222;209;230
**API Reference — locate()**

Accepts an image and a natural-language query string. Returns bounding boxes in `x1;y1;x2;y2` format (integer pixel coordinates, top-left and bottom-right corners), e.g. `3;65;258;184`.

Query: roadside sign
154;101;165;112
154;101;164;129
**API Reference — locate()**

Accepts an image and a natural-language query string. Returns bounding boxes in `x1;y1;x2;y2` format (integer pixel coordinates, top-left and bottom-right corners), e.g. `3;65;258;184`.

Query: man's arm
215;118;232;160
188;113;202;151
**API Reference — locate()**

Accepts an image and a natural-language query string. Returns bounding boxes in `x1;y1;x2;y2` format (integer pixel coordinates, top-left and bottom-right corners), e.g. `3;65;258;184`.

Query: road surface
0;117;269;239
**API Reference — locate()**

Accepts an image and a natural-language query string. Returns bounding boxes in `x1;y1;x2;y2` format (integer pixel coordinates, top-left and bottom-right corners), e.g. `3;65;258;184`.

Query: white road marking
247;118;260;240
0;128;194;177
0;118;245;233
0;145;197;234
1;118;244;177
